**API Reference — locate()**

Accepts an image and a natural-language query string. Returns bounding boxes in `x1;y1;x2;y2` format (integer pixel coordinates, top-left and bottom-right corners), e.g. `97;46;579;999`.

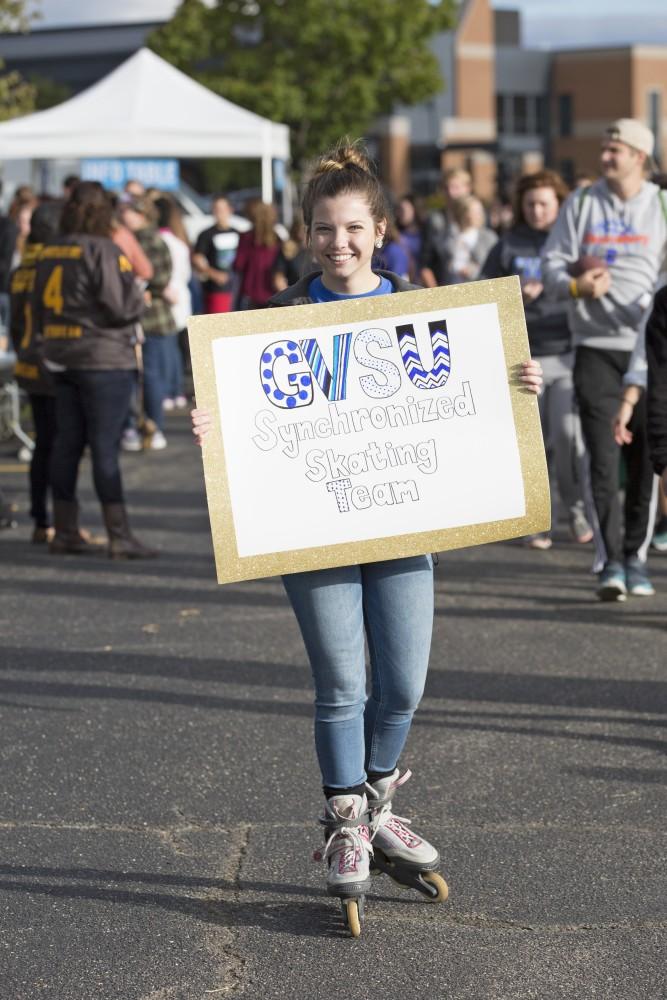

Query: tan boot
49;500;102;554
102;503;158;559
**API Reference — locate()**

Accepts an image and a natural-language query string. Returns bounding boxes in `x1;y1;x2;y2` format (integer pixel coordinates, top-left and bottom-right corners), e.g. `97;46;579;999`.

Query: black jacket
268;269;419;308
34;234;145;371
646;284;667;475
481;224;572;357
9;243;54;395
0;215;17;292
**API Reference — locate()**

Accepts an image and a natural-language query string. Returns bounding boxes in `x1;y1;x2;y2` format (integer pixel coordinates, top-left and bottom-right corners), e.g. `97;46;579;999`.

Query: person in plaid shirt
119;196;176;450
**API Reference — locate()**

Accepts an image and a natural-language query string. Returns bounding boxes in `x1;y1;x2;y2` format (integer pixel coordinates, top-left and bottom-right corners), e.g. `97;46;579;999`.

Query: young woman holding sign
192;141;542;937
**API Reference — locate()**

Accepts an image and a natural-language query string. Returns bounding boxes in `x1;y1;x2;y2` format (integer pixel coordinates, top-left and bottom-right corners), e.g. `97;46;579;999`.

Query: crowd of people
0;122;665;937
1;116;666;600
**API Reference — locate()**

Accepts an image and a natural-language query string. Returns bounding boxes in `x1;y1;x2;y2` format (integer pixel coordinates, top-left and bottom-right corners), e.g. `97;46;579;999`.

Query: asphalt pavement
1;410;665;1000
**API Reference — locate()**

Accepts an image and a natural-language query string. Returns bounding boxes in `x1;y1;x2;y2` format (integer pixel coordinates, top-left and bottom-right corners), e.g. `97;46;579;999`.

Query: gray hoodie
542;179;667;351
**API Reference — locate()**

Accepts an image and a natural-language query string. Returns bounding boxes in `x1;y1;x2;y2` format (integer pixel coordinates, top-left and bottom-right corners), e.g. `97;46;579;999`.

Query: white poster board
189;278;550;583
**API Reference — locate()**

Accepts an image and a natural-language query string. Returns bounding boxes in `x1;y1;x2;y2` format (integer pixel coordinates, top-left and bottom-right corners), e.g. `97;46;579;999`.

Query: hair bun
311;140;373;179
301;137;387;230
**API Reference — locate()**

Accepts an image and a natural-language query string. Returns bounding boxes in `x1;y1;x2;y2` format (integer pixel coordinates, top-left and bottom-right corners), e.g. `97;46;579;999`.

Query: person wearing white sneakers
154;195;192;414
543;119;667;601
119;196;176;452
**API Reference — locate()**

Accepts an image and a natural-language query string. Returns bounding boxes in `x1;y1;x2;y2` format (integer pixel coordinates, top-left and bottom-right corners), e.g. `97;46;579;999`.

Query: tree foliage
30;74;71;111
0;0;39;120
0;61;34;121
149;0;456;170
0;0;36;32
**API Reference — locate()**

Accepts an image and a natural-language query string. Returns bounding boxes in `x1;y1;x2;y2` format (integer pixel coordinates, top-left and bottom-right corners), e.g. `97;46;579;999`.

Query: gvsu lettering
260;318;450;409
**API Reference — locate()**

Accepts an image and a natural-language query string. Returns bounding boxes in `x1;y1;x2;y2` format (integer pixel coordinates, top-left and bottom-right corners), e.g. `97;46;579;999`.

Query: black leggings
51;369;134;505
574;346;654;563
28;393;57;527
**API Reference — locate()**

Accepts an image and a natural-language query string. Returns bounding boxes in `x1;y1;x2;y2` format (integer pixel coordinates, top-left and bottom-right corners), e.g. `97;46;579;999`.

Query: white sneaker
162;398;175;411
121;428;142;453
149;430;168;450
174;395;188;409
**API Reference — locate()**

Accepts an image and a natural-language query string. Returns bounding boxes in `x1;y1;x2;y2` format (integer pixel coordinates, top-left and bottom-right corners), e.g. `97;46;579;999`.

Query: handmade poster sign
188;276;550;584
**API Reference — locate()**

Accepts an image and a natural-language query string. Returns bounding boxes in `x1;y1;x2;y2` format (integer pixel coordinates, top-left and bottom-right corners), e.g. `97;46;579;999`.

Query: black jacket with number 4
9;242;54;395
34;234;145;371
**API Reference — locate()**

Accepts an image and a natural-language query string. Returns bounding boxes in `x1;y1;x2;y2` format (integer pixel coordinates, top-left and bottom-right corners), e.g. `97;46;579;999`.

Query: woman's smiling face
309;192;385;295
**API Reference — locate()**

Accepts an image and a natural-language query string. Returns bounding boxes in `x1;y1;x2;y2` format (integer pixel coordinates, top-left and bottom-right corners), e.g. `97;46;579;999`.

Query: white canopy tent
0;47;290;204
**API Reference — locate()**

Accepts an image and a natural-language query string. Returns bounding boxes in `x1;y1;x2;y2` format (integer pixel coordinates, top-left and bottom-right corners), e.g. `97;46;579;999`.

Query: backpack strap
658;188;667;226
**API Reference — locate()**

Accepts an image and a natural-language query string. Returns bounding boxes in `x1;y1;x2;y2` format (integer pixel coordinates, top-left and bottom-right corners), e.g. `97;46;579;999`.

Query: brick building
549;47;667;184
376;0;498;201
375;0;667;199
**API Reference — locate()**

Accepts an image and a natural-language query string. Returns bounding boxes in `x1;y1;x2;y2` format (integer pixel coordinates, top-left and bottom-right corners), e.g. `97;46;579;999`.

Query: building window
498;94;545;137
558;95;573;137
648;90;662;166
496;94;506;135
560;159;575;187
536;96;548;136
513;95;528;135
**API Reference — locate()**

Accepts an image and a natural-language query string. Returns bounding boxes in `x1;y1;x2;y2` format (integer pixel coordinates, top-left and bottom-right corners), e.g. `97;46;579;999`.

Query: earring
375;238;383;248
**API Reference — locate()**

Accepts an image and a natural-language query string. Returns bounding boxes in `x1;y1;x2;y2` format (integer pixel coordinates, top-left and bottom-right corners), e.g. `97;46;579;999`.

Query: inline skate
314;793;373;937
366;769;448;902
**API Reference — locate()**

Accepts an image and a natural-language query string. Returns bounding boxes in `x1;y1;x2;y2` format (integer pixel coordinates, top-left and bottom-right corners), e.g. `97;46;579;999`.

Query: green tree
0;63;34;121
149;0;456;171
30;74;71;110
0;0;39;120
0;0;36;31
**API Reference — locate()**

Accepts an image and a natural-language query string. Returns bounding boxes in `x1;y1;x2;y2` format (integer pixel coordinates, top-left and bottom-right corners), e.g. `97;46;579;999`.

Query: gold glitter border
188;276;550;584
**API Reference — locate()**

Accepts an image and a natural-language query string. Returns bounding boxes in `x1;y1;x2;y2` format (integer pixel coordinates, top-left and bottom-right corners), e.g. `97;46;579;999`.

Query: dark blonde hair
154;193;190;246
450;194;485;230
127;194;158;225
514;169;569;226
301;139;388;232
252;201;278;248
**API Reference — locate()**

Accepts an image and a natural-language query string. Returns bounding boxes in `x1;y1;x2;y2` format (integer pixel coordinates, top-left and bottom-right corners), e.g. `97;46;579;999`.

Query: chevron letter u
396;318;451;390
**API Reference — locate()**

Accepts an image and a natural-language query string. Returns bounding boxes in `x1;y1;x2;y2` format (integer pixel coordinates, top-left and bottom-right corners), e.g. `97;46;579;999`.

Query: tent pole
282;163;293;227
261;153;272;204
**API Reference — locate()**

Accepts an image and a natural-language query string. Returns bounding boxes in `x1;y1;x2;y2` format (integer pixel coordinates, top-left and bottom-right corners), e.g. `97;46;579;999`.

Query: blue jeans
142;334;171;431
282;555;434;790
164;331;184;399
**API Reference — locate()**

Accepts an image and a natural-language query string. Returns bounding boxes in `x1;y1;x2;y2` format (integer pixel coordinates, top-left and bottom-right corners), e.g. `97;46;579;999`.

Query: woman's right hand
191;407;213;447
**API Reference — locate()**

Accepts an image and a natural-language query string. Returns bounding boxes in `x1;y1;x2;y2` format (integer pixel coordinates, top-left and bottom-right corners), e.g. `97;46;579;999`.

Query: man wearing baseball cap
543;118;667;601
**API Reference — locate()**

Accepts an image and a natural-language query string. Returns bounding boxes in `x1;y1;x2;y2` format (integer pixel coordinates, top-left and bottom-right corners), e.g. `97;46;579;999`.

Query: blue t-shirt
379;241;410;279
308;274;393;303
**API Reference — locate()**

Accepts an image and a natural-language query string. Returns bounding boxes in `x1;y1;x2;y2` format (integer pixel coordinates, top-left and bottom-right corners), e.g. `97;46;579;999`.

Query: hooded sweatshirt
542;179;667;352
481;223;570;357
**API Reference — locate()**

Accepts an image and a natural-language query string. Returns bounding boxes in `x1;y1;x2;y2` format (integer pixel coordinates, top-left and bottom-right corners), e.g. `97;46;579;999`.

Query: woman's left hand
519;359;543;394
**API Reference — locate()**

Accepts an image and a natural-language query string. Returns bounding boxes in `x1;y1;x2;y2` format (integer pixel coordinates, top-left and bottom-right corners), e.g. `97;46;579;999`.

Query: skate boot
366;769;448;903
314;793;373;938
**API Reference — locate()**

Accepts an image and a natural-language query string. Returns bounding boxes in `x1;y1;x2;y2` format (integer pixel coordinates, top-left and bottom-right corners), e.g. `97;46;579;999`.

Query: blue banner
81;159;180;191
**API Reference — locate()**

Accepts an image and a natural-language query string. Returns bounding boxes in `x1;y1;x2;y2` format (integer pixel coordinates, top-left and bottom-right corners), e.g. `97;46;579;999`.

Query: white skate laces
366;769;416;838
314;795;373;877
366;768;437;865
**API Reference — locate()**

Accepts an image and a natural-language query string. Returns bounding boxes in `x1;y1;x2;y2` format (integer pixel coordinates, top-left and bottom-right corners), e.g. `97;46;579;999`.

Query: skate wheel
420;871;449;903
342;898;362;938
